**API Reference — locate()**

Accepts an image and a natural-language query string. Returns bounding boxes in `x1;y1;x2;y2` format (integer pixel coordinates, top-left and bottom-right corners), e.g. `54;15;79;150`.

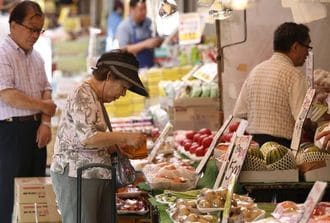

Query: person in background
115;0;163;68
50;49;148;223
107;1;123;40
233;22;311;148
0;1;57;223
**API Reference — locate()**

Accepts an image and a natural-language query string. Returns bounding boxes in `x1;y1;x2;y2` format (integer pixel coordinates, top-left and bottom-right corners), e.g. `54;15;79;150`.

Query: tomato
198;128;212;135
193;133;202;143
185;130;197;140
189;143;199;154
202;136;213;148
198;134;209;144
195;146;207;157
184;142;192;151
222;132;234;142
228;122;240;133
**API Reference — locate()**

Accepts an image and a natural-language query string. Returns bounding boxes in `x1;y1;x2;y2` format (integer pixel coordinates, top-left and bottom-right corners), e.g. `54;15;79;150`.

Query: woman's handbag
100;102;136;188
111;152;136;188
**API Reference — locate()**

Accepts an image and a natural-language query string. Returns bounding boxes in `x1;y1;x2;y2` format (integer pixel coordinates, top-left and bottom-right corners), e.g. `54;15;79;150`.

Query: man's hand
316;129;330;152
36;124;52;148
42;100;57;116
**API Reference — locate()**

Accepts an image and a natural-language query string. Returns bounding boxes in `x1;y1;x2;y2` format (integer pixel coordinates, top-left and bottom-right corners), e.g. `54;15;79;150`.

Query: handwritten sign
300;181;327;223
305;51;314;89
213;120;248;189
291;88;315;156
148;122;173;162
221;175;237;223
221;135;252;188
195;115;233;174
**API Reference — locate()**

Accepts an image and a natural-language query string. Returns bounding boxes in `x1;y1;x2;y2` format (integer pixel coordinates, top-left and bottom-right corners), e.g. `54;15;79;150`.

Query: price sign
213;120;249;189
179;13;202;45
221;135;252;188
300;181;327;223
291;88;315;156
192;63;218;83
148;122;173;162
195;115;233;175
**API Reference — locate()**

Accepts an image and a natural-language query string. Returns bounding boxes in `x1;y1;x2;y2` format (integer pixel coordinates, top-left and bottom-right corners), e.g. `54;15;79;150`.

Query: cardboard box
15;203;61;223
173;97;222;131
304;160;330;182
239;169;299;183
15;177;56;203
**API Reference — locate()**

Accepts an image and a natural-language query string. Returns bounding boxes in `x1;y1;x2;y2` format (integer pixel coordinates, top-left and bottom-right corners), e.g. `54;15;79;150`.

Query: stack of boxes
12;177;61;223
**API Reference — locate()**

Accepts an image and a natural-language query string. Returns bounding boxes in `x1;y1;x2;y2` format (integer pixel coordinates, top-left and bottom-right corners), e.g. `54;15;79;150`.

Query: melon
260;141;280;157
247;147;264;160
265;145;289;165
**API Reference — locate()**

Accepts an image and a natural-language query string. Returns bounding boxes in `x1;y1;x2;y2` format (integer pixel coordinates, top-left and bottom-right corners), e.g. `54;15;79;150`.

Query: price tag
221;175;237;223
235;119;248;137
291;88;315;156
305;51;314;89
179;13;202;45
192;63;218;83
148;122;173;163
300;181;327;223
221;135;252;188
195;115;233;174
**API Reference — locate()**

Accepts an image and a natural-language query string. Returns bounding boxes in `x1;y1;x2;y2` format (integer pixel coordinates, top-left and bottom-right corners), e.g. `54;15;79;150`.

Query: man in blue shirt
115;0;163;68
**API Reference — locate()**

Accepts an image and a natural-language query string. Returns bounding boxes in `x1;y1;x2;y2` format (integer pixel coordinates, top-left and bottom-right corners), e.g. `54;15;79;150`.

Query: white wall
218;0;330;118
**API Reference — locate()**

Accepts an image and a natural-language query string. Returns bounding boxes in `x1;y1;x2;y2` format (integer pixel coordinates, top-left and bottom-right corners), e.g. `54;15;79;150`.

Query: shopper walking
233;22;310;148
0;1;57;223
50;49;148;223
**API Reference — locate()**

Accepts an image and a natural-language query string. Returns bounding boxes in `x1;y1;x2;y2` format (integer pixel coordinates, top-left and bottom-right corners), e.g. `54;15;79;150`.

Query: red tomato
202;136;213;148
223;132;234;142
193;133;202;143
198;134;209;144
198;128;212;135
185;130;197;140
228;122;240;133
189;143;199;154
184;142;192;151
195;146;207;157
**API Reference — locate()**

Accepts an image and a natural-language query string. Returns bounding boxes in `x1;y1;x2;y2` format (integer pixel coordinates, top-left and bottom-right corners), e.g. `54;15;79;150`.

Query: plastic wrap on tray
142;162;197;191
116;196;149;215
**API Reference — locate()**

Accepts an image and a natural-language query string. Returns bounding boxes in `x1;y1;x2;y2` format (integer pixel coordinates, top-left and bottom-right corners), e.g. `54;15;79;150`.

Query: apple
228;122;240;133
221;132;233;142
189;143;199;154
185;130;197;140
202;136;213;148
198;128;212;135
184;142;192;151
195;146;207;157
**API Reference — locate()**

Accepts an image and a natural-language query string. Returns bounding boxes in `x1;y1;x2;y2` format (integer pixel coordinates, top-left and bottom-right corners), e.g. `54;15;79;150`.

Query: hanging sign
291;88;316;156
179;13;202;45
221;135;252;188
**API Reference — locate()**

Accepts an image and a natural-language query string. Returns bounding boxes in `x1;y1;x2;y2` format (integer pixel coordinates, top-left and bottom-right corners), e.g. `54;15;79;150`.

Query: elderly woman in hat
50;50;148;223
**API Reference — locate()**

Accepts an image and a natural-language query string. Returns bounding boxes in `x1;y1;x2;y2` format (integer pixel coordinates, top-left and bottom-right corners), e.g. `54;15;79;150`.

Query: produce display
116;196;149;215
142;162;197;191
174;128;214;160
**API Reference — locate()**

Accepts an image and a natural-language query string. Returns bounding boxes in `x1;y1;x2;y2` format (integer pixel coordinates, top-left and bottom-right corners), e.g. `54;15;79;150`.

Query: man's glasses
299;42;313;51
15;21;45;35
